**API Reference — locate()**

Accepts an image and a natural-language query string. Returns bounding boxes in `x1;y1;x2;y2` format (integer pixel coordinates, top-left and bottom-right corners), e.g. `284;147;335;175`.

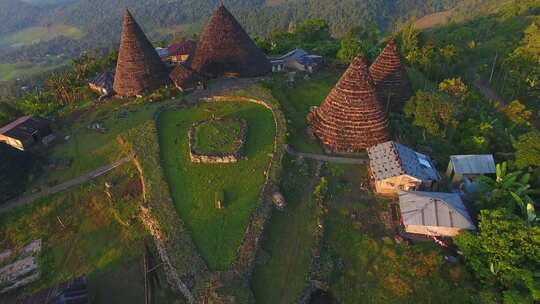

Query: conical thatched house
113;9;170;97
308;55;391;152
169;64;204;92
369;41;413;109
189;5;271;78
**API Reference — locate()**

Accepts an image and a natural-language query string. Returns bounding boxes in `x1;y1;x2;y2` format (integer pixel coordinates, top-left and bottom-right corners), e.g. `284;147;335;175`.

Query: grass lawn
251;157;319;304
157;101;275;270
193;119;243;154
0;163;148;303
319;163;482;303
269;73;339;154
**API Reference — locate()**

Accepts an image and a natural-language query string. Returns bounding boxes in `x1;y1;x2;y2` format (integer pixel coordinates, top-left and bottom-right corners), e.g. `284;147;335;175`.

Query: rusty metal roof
368;141;440;181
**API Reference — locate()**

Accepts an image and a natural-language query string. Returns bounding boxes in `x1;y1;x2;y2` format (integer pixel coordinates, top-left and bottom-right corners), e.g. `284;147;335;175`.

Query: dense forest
0;0;467;64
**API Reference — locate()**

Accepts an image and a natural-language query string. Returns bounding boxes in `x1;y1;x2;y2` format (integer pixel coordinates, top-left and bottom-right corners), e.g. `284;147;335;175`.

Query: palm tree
477;162;539;224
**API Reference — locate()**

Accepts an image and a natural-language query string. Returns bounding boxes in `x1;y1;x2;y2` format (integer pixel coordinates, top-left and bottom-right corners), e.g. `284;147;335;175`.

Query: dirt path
285;146;368;164
0;155;133;213
473;72;540;131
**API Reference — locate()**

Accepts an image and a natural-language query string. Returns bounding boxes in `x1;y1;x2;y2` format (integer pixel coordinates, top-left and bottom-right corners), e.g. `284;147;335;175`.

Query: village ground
0;72;485;303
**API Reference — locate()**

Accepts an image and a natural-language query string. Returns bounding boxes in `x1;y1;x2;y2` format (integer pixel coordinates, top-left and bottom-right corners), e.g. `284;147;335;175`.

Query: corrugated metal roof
0;115;51;141
450;155;496;175
368;141;440;181
399;191;475;230
278;48;309;60
88;70;115;92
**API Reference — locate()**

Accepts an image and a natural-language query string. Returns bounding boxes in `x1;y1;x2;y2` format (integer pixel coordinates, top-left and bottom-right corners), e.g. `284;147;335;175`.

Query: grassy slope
158;102;275;270
29;98;178;189
319;163;483;303
0;163;147;303
0;25;84;50
251;157;319;304
0;60;67;81
269;73;339;154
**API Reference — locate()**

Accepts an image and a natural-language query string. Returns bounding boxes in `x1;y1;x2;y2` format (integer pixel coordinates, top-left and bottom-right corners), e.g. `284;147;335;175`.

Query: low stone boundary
118;125;209;304
188;118;247;164
200;94;287;283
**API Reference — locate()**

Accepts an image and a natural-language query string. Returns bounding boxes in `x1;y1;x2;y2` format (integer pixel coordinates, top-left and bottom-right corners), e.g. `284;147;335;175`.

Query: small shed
167;40;197;63
88;70;115;95
278;48;323;73
398;191;476;237
0;116;52;151
368;141;441;196
447;155;496;184
155;47;169;59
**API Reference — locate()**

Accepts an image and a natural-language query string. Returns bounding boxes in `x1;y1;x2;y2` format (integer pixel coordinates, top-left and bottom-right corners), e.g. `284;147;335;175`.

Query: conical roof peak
189;4;271;78
113;9;170;97
309;54;392;152
369;41;413;108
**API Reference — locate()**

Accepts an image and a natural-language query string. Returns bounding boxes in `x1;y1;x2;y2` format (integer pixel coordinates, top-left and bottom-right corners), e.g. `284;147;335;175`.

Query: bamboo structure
113;9;170;97
189;4;271;78
369;41;413;109
308;55;391;152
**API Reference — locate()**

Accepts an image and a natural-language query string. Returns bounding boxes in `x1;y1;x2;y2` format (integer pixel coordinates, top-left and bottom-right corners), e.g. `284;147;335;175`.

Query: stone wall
200;95;288;283
188;118;247;164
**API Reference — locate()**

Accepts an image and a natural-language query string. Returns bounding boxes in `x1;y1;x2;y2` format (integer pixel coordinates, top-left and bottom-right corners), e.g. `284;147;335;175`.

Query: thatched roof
113;9;170;97
369;41;413;108
169;64;204;90
189;5;271;78
308;55;391;152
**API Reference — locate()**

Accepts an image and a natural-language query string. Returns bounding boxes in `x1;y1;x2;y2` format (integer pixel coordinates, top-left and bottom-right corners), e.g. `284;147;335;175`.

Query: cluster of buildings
306;43;495;238
87;5;324;98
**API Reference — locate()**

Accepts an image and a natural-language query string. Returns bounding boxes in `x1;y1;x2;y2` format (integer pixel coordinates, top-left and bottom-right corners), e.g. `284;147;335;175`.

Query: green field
0;25;84;50
158;102;275;270
193;119;243;154
0;163;148;303
0;60;67;81
269;74;339;154
252;157;320;304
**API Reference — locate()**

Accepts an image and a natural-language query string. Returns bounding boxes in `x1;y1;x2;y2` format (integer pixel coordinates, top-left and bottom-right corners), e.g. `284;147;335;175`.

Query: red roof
168;40;197;57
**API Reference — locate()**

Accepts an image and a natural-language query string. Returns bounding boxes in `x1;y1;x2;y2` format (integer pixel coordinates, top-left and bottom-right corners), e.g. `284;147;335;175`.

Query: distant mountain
1;0;536;69
0;0;44;36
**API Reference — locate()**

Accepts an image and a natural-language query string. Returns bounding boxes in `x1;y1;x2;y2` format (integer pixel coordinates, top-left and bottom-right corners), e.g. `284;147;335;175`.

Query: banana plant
477;162;540;223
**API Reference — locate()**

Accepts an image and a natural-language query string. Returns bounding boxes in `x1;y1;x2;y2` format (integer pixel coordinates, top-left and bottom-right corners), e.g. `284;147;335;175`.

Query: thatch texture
189;5;271;78
369;41;413;109
113;9;170;97
169;64;204;91
309;55;391;152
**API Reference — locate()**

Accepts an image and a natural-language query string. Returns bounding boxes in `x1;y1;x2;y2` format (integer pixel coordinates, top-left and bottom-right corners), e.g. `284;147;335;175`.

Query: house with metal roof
446;155;496;193
398;191;476;237
368;141;441;196
278;48;323;73
167;40;196;63
0;116;51;151
88;70;115;95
